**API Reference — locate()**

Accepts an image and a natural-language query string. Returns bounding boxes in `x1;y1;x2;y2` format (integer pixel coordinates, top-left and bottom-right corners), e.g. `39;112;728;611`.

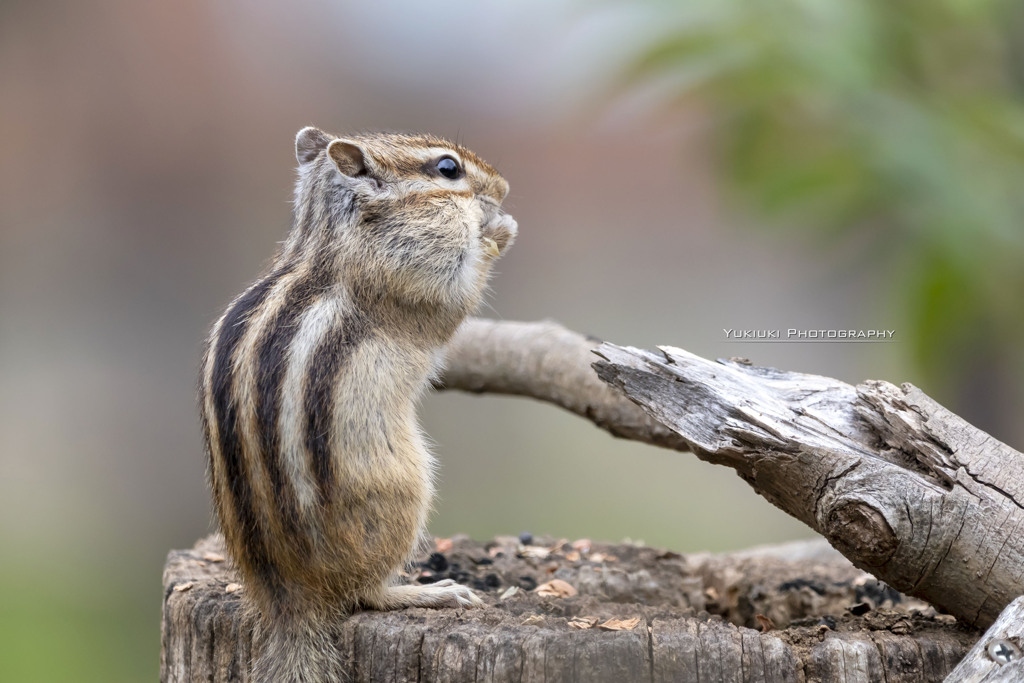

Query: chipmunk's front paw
421;579;485;608
367;579;485;611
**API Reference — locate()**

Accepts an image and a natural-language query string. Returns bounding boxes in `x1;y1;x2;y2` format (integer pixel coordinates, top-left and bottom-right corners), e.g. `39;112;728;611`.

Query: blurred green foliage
0;560;153;683
626;0;1024;434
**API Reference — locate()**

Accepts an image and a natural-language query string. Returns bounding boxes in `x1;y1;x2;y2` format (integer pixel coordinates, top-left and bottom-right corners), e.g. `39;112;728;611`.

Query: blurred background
1;0;1022;679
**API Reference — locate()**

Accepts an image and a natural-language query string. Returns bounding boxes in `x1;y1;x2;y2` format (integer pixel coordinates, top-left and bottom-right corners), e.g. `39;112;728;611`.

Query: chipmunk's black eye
436;156;462;180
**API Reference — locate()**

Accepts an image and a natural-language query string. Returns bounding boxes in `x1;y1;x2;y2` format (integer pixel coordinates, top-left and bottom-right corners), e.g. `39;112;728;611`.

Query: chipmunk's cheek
480;212;517;257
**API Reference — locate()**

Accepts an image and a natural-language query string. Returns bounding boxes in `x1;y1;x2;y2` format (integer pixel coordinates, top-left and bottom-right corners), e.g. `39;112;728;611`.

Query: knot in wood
825;501;897;567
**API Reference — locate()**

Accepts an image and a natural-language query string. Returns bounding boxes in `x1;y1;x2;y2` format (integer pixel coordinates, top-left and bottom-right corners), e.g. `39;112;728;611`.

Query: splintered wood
592;343;1024;630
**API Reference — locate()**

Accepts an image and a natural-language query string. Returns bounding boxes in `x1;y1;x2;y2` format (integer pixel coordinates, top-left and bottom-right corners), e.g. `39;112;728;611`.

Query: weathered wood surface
162;535;978;682
591;344;1024;630
945;596;1024;682
437;320;1024;630
437;319;689;451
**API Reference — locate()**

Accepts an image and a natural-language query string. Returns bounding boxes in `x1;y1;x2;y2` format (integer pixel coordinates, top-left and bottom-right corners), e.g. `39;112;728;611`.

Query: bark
162;535;977;683
436;318;689;451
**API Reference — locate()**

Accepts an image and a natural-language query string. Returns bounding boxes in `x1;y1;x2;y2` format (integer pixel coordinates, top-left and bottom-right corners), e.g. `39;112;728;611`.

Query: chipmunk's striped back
201;258;331;593
199;127;516;682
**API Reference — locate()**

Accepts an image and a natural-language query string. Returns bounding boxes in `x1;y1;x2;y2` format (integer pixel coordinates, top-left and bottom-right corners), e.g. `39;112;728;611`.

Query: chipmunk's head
289;126;516;327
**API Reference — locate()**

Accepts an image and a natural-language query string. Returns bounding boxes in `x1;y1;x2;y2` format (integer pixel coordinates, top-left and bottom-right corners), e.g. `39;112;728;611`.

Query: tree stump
162;534;978;682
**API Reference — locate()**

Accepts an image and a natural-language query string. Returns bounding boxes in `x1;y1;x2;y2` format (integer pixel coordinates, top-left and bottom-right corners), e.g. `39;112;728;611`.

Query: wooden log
162;535;978;682
945;596;1024;682
436;318;689;452
591;344;1024;630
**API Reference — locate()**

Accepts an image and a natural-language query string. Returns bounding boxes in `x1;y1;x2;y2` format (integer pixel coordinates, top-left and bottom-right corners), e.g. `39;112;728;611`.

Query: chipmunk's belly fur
204;265;434;611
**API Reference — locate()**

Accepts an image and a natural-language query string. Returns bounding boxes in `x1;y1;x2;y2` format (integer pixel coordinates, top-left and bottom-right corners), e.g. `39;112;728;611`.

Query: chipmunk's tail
252;609;350;683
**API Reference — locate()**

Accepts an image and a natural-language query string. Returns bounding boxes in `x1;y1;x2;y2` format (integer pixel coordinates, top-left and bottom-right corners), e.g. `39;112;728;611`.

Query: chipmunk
198;127;516;682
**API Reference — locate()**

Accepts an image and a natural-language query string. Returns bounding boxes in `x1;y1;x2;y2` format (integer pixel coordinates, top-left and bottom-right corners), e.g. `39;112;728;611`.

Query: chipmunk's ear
326;139;368;177
295;126;332;165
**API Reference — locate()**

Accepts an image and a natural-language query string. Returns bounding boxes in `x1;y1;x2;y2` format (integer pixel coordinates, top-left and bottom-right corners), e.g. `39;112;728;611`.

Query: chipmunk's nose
479;177;509;205
495;177;510;203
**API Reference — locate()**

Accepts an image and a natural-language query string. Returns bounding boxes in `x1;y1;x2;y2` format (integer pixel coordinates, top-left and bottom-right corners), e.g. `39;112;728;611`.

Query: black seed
417;574;443;585
518;576;537;591
855;580;902;605
484;574;501;589
424;552;448;573
779;578;826;596
848;602;871;616
519;532;533;546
